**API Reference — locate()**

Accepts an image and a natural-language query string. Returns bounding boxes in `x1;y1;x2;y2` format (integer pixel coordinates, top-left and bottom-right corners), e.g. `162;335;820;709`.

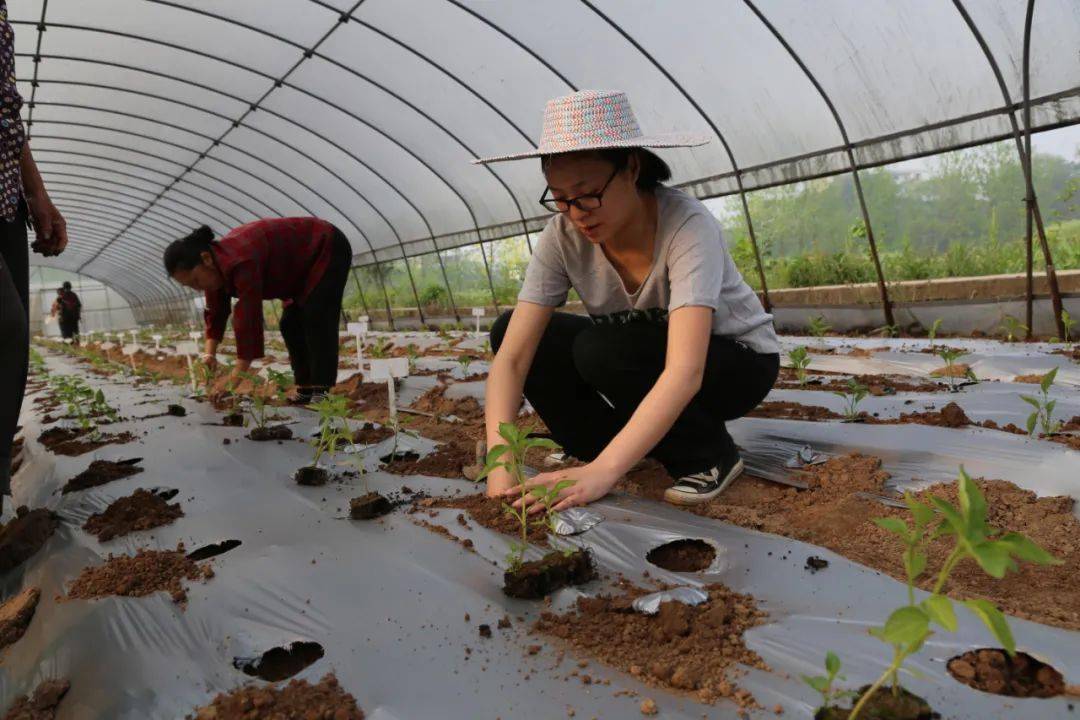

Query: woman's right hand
201;353;218;372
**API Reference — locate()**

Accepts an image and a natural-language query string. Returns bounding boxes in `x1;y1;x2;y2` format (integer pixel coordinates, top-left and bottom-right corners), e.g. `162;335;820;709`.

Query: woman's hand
26;190;67;256
503;463;621;514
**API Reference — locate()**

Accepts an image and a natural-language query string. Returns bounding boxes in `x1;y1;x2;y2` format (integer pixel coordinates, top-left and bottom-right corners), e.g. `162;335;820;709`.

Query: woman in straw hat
477;90;779;512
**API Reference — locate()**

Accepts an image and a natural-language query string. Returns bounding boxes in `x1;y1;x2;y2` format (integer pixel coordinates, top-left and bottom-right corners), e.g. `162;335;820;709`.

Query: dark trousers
280;228;351;393
59;317;79;340
0;203;28;494
491;311;779;478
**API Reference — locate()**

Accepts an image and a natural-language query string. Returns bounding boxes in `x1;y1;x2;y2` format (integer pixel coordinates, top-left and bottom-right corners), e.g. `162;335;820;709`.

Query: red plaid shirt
204;217;336;360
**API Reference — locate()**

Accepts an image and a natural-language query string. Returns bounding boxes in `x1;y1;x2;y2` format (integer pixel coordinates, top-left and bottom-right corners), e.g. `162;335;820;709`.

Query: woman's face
543;153;642;245
171;251;224;292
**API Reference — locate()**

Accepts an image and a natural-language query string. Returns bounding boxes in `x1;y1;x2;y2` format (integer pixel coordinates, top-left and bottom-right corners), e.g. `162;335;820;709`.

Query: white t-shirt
517;185;780;354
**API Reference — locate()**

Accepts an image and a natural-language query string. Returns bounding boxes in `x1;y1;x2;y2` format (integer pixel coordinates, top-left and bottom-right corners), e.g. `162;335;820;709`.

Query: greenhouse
4;1;1080;718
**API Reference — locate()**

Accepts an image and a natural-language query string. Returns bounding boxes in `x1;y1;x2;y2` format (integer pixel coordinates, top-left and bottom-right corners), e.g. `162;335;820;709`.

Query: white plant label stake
122;342;139;372
346;321;369;369
472;307;484;335
151;334;162;353
368;357;409;426
176;340;199;392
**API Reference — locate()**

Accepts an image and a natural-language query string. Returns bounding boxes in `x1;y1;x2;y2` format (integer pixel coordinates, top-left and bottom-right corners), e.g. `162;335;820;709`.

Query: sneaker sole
663;459;744;506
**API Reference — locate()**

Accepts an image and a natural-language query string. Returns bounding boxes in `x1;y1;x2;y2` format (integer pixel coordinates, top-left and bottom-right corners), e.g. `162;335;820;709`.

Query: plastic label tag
122;344;139;356
176;341;199;356
471;307;485;317
368;357;409;381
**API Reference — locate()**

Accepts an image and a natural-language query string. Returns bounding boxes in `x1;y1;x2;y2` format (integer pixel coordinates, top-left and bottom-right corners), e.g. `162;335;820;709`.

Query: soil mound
0;679;69;720
0;508;59;575
65;546;214;606
0;587;40;650
189;674;363;720
948;649;1063;698
410;384;485;422
36;427;135;456
383;443;474;478
427;493;548;546
82;489;183;541
748;401;840;421
63;459;143;494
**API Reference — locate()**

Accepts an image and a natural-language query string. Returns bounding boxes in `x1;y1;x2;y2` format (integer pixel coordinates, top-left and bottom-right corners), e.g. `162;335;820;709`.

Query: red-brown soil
947;649;1063;698
0;679;69;720
504;549;595;598
188;674;363;720
0;587;40;650
382;443;475;478
425;493;548;546
776;370;944;395
534;581;767;709
331;374;389;411
748;401;841;421
62;459;143;494
36;427;135;456
409;384;485;422
0;508;59;575
65;546;214;606
930;362;971;378
82;489;184;541
646;539;716;572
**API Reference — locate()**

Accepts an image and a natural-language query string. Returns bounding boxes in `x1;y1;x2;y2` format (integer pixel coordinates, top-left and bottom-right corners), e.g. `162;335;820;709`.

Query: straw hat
472;89;709;164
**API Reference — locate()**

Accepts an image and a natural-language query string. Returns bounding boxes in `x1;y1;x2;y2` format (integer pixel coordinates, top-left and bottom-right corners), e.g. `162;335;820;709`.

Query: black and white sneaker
663;453;744;506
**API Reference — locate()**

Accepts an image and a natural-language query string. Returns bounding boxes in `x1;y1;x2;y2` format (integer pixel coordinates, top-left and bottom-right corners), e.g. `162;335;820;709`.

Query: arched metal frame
18;0;1079;332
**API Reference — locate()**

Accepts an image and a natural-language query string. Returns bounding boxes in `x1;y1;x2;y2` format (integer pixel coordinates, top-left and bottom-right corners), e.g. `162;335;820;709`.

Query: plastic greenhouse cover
8;352;1079;718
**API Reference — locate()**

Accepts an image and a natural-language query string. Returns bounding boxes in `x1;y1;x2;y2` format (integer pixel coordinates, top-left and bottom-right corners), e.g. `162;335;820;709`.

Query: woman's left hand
504;463;621;514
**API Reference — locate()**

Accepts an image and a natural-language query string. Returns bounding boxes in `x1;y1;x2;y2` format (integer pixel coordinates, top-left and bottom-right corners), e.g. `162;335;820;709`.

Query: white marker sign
122;343;139;371
151;334;162;351
175;341;199;392
471;307;485;334
346;321;369;369
367;357;409;425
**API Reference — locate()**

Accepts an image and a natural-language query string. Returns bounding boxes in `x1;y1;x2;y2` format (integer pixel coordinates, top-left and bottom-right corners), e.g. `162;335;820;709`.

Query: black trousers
280;228;351;393
0;202;28;494
490;311;779;478
59;317;79;340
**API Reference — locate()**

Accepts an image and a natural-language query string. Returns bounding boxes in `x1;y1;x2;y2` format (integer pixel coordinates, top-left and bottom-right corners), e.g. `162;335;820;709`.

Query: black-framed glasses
539;166;621;214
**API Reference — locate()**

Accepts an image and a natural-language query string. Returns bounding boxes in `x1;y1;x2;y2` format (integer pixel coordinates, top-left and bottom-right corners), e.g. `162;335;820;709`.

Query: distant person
163;219;352;403
51;281;81;344
475;91;779;511
0;0;68;511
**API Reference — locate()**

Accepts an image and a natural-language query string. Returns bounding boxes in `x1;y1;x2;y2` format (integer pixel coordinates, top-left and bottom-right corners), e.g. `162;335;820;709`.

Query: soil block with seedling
477;422;596;599
294;394;353;487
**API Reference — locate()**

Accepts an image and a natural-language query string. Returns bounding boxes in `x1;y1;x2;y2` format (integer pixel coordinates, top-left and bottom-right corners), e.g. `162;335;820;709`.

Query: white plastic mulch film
12;0;1080;310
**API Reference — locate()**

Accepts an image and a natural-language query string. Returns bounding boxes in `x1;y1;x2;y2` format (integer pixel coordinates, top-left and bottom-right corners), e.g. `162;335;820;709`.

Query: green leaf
930;497;965;535
1026;413;1038;435
881;606;930;649
922;595;958;632
956;466;987;534
963;599;1015;655
551;479;576;493
1019;395;1042;409
873;517;911;541
825;650;841;676
908;550;928;581
1040;367;1058;393
969;541;1015;579
801;675;829;695
525;437;560;451
904;494;935;529
485;444;510;466
997;532;1062;566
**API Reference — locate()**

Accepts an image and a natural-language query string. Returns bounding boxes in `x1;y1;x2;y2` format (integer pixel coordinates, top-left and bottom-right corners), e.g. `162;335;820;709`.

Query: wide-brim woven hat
472;90;710;164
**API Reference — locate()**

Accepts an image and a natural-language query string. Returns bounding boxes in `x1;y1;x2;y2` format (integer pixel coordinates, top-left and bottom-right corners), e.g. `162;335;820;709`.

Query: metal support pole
399;253;426;326
737;183;771;311
371;259;396;331
430;247;461;324
349;266;371;319
956;0;1064;339
477;241;500;314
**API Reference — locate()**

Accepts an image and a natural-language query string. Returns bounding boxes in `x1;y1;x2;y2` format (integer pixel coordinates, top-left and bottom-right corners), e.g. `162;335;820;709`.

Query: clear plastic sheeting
11;354;1080;719
7;0;1080;304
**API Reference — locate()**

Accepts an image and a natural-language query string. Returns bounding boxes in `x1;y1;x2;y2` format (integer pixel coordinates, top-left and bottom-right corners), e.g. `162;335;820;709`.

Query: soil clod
295;466;330;486
65;546;214;606
221;412;244;427
503;549;595;599
805;556;829;573
247;425;293;442
0;508;59;575
187;539;242;561
383;443;474;478
235;640;326;682
0;587;40;650
947;648;1064;698
36;427;134;456
0;678;69;720
167;404;187;417
83;488;183;541
816;685;937;719
189;673;363;720
63;458;143;494
350;492;393;520
646;539;716;573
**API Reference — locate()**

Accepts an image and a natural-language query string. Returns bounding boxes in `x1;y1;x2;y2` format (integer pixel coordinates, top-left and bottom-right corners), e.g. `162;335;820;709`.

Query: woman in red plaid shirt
165;218;352;402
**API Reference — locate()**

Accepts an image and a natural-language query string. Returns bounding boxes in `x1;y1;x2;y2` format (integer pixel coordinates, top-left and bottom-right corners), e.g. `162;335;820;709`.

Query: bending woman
475;91;779;512
164;218;352;402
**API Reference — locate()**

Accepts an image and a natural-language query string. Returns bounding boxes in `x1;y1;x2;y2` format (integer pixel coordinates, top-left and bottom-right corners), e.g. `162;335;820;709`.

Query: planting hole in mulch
504;549;595;599
188;673;363;720
382;443;474;478
350;492;392;520
65;546;214;606
815;685;937;720
0;587;40;651
221;412;244;427
247;425;293;441
0;507;60;575
36;427;135;456
947;648;1064;698
234;641;326;682
352;422;394;445
646;539;716;573
294;466;330;486
82;488;183;542
379;450;420;464
534;582;768;709
187;539;242;561
167;404;187;417
0;679;69;720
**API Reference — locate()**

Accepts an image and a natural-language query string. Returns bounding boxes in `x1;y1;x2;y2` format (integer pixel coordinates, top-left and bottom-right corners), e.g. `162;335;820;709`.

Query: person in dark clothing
0;0;68;510
164;218;352;402
52;281;81;344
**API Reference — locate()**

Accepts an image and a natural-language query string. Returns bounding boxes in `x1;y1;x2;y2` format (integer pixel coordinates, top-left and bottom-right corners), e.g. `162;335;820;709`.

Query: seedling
1062;310;1075;345
457;355;474;377
802;651;854;710
1020;367;1062;437
877;324;900;339
813;467;1060;720
29;348;48;377
935;347;973;392
926;318;943;348
239;372;271;430
405;344;420;372
482;339;493;360
528;480;577;558
788;346;811;386
369;336;391;359
807;315;831;339
998;314;1027;343
477;422;559;571
307;393;354;468
832;378;868;422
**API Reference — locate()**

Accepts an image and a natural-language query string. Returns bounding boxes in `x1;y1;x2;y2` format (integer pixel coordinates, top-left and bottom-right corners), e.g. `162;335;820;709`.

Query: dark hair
540;147;671;191
61;281;72;290
163;225;215;275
